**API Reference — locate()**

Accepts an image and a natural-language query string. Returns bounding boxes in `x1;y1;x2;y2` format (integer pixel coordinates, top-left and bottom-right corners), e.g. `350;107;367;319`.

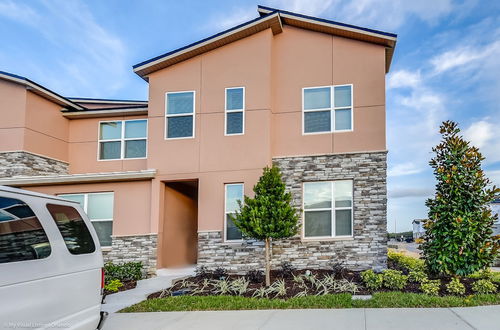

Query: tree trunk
264;237;271;286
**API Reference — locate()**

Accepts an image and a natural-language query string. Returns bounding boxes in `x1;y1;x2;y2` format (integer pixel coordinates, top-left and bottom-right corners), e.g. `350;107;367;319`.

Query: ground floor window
58;192;114;247
225;183;243;241
303;180;353;238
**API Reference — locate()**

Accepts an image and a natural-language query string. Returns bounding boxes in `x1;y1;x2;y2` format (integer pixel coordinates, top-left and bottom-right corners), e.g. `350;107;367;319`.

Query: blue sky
1;0;499;232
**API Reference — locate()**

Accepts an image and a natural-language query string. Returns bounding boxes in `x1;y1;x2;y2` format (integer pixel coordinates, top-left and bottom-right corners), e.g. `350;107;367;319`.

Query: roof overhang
0;169;156;187
258;6;397;73
132;6;397;78
0;71;85;110
62;106;148;119
133;12;282;79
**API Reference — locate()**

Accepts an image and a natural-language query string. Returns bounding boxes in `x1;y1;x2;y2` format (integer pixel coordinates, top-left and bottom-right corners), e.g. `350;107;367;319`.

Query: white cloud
464;120;494;149
388;162;425;177
388;70;422;89
269;0;334;16
206;6;257;31
430;41;500;74
388;187;434;198
0;0;128;97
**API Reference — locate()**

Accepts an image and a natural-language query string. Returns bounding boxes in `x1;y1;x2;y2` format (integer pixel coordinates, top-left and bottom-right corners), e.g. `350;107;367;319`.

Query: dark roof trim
68;97;148;105
62;106;148;119
257;5;397;38
0;70;84;110
133;12;282;79
63;105;147;113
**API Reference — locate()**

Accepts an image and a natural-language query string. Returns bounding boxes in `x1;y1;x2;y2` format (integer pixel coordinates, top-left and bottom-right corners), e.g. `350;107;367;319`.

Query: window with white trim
303;84;353;134
303;180;353;238
59;192;114;247
165;91;195;139
225;87;245;135
225;183;244;241
99;119;147;160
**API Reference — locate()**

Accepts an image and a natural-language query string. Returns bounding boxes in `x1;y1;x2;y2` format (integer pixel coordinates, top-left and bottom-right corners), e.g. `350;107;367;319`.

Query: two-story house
0;6;397;274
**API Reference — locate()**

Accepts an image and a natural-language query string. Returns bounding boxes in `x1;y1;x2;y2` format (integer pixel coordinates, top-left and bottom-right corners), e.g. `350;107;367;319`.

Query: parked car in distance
0;185;106;329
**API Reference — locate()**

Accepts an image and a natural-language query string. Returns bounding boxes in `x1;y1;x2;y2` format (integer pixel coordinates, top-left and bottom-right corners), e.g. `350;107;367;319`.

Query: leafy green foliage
104;279;124;293
422;121;500;276
472;279;498;294
361;270;383;290
420;280;440;296
408;271;428;283
382;270;408;290
388;250;425;272
104;262;143;284
445;278;466;295
231;165;300;285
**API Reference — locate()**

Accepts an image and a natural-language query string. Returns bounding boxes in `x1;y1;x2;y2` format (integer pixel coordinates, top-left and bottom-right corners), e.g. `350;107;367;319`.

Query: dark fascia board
68;97;148;105
133;12;282;79
0;70;85;110
257;5;397;38
62;105;148;119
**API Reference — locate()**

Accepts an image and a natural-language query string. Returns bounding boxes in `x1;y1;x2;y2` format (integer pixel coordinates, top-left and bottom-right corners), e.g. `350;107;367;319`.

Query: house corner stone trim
103;234;158;276
197;151;388;273
0;151;68;177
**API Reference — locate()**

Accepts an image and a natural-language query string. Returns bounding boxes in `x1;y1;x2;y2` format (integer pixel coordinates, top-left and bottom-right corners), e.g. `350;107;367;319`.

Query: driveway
103;305;500;330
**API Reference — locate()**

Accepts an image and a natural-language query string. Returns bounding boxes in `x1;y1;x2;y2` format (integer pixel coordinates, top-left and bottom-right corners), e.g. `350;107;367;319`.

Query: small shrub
104;279;123;293
446;278;466;295
277;261;296;279
213;267;228;279
252;287;268;298
267;279;287;297
212;279;231;295
333;279;359;294
382;269;408;290
408;270;428;283
472;279;498;294
104;262;143;284
331;261;346;277
388;251;425;272
195;265;211;279
361;270;383;290
230;278;250;295
420;279;440;296
245;269;264;283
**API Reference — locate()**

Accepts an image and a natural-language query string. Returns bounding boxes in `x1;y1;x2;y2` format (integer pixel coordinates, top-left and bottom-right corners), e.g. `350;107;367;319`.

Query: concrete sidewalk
103;305;500;330
102;267;195;313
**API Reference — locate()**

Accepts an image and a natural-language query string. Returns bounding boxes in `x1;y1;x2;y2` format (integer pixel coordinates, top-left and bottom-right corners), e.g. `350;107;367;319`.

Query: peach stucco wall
0;80;27;151
25;181;152;236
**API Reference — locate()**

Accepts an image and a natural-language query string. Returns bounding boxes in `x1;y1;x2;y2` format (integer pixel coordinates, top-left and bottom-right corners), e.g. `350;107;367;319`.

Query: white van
0;186;106;330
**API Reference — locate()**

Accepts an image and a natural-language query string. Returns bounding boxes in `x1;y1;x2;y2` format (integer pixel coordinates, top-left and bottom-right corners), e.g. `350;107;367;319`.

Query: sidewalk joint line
448;308;477;330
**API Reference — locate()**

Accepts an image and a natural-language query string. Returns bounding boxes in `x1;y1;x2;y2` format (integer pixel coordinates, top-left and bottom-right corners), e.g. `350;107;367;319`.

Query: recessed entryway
159;180;198;269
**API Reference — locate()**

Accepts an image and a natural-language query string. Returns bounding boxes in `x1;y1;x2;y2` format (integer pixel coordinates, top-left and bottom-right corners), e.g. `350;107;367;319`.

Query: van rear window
46;204;96;255
0;196;51;264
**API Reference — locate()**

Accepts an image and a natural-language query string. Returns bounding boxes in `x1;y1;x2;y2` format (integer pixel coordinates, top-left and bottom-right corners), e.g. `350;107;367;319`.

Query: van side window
46;204;96;255
0;196;52;264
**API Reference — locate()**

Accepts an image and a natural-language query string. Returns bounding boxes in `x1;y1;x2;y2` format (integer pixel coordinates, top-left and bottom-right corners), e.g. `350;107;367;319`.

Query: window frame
224;87;245;136
224;183;244;242
301;180;354;240
165;90;196;140
302;84;354;135
97;119;148;161
58;192;114;247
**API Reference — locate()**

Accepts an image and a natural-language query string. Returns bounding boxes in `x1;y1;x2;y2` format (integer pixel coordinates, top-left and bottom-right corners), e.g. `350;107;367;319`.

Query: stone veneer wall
0;151;68;177
197;151;388;273
104;234;158;275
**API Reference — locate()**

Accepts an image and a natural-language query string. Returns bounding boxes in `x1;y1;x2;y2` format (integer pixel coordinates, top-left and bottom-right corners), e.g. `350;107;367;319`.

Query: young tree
422;120;500;276
231;165;300;286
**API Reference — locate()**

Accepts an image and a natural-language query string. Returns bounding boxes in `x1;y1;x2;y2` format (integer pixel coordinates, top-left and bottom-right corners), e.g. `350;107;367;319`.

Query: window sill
301;236;354;243
101;247;112;252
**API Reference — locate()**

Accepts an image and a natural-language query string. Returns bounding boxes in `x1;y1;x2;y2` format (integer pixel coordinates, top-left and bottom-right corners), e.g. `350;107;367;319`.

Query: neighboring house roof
133;6;397;80
67;97;148;105
412;219;426;224
0;70;84;110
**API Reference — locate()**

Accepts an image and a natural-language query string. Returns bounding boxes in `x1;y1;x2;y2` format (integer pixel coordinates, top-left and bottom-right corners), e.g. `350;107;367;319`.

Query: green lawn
120;292;500;312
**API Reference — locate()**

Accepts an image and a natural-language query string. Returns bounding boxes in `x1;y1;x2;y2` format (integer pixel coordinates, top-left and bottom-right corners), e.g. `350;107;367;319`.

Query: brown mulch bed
146;268;488;300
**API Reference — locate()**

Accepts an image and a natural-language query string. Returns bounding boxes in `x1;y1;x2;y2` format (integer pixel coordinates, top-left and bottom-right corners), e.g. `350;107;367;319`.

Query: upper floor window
99;119;147;160
59;192;114;247
303;84;353;134
303;180;353;238
225;183;244;241
166;91;195;139
225;87;245;135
